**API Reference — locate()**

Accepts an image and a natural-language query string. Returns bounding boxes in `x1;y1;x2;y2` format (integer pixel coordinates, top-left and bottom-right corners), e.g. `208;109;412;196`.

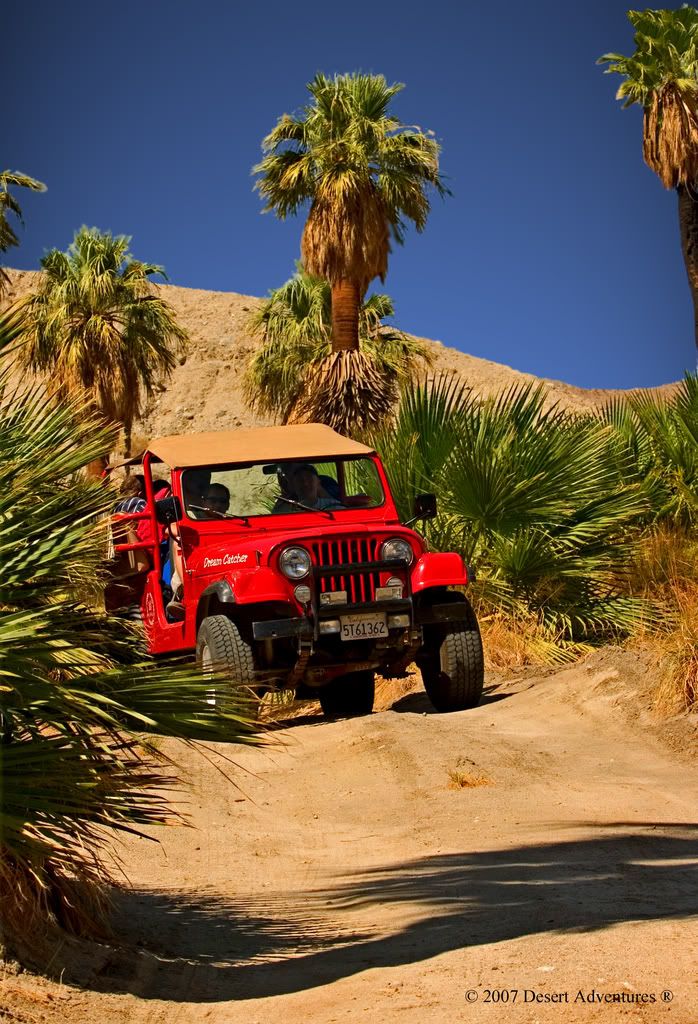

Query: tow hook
287;639;312;689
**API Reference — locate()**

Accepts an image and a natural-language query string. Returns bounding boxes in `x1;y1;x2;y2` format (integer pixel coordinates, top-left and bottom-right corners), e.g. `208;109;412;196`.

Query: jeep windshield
182;457;384;520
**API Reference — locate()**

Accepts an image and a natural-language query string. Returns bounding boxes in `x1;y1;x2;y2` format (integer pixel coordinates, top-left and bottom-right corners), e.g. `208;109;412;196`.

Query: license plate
340;613;387;641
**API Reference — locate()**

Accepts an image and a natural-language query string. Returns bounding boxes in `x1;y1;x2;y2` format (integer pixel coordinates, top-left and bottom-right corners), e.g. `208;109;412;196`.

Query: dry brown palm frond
643;84;698;189
0;852;112;961
301;186;390;294
291;350;397;433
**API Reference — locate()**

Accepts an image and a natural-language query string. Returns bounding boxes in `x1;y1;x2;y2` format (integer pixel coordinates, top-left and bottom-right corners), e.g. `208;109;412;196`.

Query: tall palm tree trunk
331;279;361;351
677;185;698;350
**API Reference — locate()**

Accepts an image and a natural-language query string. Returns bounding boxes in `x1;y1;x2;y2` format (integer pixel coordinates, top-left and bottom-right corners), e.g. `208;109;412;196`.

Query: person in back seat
114;475;146;514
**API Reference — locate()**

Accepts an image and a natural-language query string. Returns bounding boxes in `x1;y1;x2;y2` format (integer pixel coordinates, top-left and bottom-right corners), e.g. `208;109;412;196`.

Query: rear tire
419;598;484;712
319;670;375;720
196;615;258;709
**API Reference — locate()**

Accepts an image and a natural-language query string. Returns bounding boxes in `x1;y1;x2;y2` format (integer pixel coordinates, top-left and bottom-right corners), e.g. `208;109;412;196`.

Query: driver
275;463;344;511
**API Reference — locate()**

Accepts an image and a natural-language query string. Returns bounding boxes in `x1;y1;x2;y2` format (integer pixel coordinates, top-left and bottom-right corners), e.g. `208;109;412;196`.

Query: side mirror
155;495;182;525
414;493;437;521
403;493;437;527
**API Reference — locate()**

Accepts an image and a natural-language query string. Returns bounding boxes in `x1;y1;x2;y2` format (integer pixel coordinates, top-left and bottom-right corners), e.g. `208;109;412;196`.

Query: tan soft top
146;423;375;469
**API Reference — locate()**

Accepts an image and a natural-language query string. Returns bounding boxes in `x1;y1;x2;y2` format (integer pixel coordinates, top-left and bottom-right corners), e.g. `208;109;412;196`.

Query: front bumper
251;597;469;640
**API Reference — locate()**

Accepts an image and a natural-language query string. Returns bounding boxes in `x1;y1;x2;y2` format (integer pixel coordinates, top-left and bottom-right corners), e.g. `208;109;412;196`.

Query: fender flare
411;552;469;592
196;568;296;630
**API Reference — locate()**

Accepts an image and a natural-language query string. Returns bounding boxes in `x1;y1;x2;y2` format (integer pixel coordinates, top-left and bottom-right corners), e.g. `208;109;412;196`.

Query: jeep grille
310;537;382;604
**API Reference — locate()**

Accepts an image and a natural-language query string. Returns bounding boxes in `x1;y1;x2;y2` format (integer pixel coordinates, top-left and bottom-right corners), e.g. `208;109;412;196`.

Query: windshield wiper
188;504;250;524
277;497;334;519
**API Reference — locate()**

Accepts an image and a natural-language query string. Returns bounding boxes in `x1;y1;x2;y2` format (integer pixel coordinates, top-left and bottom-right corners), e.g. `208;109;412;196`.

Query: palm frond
368;376;650;644
0;349;258;955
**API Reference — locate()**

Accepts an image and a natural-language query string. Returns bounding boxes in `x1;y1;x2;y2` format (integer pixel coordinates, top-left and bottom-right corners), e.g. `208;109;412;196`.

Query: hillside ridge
2;268;678;442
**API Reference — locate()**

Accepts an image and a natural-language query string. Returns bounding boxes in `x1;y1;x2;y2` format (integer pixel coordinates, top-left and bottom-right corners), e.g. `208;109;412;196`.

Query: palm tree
0;307;257;958
599;6;698;347
18;226;187;471
244;265;431;428
0;169;46;295
254;72;447;429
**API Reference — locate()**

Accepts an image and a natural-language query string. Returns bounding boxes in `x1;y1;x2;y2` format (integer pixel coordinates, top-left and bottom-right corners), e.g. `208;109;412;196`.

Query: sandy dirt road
2;651;697;1024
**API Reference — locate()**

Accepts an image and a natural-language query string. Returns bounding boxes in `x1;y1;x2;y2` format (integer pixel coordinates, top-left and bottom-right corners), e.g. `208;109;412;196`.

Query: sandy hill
2;268;678;444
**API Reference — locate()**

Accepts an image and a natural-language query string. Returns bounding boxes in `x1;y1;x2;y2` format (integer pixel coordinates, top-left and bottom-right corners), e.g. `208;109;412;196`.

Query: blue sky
5;0;695;388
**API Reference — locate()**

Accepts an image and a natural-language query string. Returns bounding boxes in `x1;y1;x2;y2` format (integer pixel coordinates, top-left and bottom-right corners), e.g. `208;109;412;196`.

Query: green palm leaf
369;376;650;647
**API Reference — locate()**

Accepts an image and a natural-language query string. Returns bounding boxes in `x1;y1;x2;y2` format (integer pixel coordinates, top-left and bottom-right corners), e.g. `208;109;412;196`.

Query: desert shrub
599;374;698;528
369;375;650;660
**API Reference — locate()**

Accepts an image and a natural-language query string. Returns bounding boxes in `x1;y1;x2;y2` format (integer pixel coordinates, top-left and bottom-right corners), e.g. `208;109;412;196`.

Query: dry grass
447;765;491;789
628;526;698;597
654;581;698;712
374;667;421;711
0;855;111;967
446;755;491;789
626;528;698;713
479;611;590;670
631;577;698;714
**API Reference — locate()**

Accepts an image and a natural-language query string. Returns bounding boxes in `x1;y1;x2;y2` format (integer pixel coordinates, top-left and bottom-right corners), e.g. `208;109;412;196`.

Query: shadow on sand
59;825;698;1002
388;682;511;714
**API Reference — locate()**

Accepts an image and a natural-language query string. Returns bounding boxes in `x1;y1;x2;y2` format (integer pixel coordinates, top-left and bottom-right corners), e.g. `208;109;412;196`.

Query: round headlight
381;538;413;565
279;546;311;580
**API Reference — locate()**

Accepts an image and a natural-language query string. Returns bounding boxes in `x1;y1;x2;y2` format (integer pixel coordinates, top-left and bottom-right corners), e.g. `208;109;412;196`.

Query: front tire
419;599;484;712
319;670;375;720
196;615;258;709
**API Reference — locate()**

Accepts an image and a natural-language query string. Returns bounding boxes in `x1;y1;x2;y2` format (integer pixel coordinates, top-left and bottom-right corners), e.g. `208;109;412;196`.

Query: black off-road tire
419;599;484;712
196;615;258;711
319;670;375;720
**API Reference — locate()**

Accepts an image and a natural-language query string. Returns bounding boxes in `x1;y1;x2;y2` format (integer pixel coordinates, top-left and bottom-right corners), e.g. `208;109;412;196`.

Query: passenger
166;470;211;620
111;475;149;576
136;479;171;545
113;474;146;514
202;482;231;516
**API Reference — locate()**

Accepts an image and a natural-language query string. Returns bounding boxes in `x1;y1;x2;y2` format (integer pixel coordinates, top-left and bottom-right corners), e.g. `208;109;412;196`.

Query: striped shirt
114;497;147;515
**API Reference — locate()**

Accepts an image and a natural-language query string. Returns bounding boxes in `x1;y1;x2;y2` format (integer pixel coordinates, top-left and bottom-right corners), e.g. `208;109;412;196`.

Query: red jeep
108;423;484;718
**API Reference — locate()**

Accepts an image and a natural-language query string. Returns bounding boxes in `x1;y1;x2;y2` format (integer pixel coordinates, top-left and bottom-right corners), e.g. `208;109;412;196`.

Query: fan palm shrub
254;72;447;431
0;169;46;295
599;373;698;527
0;310;257;959
17;226;187;471
244;266;431;426
369;376;650;657
599;7;698;347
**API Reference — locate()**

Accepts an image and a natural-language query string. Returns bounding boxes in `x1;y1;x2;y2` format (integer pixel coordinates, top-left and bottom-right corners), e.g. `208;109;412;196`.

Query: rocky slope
2;268;678;445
